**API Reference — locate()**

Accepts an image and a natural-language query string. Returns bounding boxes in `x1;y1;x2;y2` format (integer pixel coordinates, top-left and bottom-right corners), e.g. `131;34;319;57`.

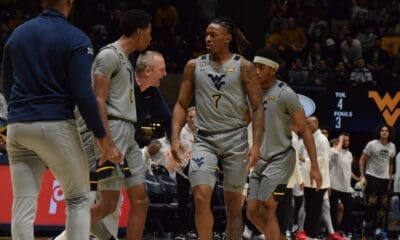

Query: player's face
380;126;390;140
148;144;161;155
342;135;350;148
205;23;231;54
148;55;167;87
186;110;195;130
255;63;275;88
137;24;152;51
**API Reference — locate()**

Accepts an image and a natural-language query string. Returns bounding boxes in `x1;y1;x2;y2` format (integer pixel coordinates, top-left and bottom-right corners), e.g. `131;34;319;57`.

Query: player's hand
96;136;123;165
245;144;260;170
361;176;367;187
171;139;185;165
310;165;322;190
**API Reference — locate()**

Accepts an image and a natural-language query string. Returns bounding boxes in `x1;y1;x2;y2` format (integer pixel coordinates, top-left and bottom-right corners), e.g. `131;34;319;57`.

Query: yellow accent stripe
96;166;114;172
273;192;285;196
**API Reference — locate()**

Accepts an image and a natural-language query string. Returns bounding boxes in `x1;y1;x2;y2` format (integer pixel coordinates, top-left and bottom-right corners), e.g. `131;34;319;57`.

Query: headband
253;56;279;70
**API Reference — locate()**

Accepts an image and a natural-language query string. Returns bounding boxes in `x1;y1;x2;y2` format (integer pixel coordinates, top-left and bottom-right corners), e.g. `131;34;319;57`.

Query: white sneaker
254;234;265;240
242;225;253;239
292;224;299;233
53;231;67;240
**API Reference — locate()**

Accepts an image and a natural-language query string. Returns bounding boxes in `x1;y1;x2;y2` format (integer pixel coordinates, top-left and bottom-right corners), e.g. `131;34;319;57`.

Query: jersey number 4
212;94;222;108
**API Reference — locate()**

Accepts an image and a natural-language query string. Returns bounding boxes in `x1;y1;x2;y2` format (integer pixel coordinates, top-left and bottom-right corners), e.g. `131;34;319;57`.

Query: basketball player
246;47;322;240
89;9;152;240
53;50;169;240
171;17;264;240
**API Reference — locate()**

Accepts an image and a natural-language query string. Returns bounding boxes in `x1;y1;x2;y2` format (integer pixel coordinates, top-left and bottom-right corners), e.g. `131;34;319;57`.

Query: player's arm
359;152;369;180
292;109;322;189
389;155;394;191
171;59;195;163
92;73;123;165
240;59;264;169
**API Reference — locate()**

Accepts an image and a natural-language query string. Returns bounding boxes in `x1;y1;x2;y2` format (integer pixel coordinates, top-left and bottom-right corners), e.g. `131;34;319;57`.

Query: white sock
322;198;334;234
54;231;67;240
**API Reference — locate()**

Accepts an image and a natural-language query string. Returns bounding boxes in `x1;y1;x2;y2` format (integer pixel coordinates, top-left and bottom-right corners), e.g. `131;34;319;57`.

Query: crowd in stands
1;0;399;88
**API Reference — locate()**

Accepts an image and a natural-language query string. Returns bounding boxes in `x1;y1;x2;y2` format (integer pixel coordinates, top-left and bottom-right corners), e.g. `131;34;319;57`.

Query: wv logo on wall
369;91;400;127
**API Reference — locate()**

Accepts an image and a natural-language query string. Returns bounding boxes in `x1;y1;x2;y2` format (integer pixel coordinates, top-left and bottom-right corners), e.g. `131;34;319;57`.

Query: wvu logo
208;73;226;90
368;91;400;126
192;157;205;168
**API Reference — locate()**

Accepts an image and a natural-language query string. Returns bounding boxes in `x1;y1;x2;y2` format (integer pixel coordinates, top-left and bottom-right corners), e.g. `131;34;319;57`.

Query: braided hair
210;17;250;55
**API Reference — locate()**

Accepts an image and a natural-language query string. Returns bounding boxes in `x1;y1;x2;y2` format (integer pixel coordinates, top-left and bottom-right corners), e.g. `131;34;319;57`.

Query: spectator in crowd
286;17;308;60
288;58;310;85
350;57;375;86
328;61;350;88
341;32;362;68
364;37;393;88
356;23;378;53
323;38;343;68
266;21;289;57
307;42;323;70
311;59;330;86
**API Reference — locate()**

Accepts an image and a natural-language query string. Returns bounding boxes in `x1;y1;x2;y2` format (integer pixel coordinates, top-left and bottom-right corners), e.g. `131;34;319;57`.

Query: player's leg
220;127;249;240
8;123;46;240
124;130;149;240
19;120;91;239
248;148;296;240
189;135;218;240
38;120;91;239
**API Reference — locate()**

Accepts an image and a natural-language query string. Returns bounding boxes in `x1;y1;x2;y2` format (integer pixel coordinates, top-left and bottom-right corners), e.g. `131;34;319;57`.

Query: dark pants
365;174;389;230
304;187;326;238
293;195;303;228
176;165;193;233
330;189;353;233
277;188;293;234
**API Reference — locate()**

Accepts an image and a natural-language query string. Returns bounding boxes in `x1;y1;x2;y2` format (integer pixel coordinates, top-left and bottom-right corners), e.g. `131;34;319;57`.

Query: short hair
340;132;350;137
135;51;163;73
330;138;338;147
255;47;282;64
148;139;161;148
120;9;152;37
186;106;196;113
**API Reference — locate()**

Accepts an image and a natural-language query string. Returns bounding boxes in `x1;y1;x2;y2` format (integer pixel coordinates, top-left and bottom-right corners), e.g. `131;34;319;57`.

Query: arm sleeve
283;87;303;115
92;49;119;78
68;38;105;138
363;141;372;156
1;46;13;102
